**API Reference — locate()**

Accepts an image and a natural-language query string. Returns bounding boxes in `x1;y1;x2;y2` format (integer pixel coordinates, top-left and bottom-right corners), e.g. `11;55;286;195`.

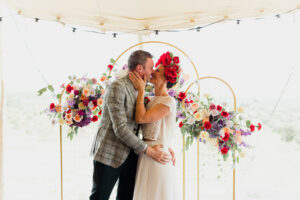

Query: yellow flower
59;118;65;125
200;131;209;140
238;107;244;113
194;112;202;121
97;98;103;106
78;102;86;109
239;152;246;158
203;93;210;98
68;93;74;99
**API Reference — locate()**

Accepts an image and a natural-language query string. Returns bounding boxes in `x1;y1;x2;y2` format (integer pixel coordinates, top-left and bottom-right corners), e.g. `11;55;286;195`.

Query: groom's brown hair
128;50;153;71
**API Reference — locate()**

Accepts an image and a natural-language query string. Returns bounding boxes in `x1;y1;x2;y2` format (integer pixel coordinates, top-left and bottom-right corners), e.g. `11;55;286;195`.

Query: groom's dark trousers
89;150;138;200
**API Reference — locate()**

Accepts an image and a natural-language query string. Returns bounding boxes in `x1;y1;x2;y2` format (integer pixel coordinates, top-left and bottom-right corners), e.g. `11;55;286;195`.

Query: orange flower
55;105;62;113
82;88;90;97
65;113;72;121
97;98;103;106
74;114;82;122
91;106;97;112
100;76;107;82
80;95;87;101
101;89;105;95
235;130;242;144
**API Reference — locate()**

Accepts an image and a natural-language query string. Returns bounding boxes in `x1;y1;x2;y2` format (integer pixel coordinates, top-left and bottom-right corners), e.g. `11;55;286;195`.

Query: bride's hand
129;72;146;92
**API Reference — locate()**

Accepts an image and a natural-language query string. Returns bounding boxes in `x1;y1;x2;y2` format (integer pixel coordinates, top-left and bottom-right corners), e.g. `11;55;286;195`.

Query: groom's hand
146;145;171;165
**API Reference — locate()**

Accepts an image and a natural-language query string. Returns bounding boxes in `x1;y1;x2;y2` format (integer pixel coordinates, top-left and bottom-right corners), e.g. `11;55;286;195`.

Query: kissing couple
90;50;182;200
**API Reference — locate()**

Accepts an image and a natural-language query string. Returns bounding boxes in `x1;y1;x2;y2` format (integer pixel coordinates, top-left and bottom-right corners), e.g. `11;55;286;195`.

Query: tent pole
0;15;4;200
138;34;143;50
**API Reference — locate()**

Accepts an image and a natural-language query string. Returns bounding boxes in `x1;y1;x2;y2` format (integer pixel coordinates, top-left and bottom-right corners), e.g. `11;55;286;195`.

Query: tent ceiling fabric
2;0;300;33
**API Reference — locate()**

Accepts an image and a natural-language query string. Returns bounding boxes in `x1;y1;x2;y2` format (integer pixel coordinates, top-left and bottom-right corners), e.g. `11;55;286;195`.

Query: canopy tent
2;0;300;33
0;1;300;200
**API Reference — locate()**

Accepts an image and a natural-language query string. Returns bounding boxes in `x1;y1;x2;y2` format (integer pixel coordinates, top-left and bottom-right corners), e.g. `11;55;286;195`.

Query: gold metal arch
184;76;237;200
57;41;238;200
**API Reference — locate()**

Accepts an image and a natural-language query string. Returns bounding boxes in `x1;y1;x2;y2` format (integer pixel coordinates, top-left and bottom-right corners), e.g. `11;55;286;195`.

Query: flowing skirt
133;148;180;200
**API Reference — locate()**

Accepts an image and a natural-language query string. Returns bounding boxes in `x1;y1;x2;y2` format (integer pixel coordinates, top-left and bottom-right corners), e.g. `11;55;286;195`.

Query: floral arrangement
155;51;182;84
38;59;117;140
173;90;262;163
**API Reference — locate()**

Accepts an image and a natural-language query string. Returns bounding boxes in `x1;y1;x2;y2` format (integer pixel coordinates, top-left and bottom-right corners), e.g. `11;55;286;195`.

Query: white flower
194;112;202;121
200;109;210;119
200;131;209;140
226;120;233;128
88;101;94;109
187;118;195;124
210;109;219;117
219;129;225;137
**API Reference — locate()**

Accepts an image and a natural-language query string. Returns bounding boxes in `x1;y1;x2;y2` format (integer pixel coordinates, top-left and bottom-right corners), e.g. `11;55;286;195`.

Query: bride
129;52;181;200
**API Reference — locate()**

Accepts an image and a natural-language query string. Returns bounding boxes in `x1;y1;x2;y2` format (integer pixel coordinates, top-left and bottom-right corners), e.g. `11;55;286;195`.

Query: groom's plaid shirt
91;75;146;168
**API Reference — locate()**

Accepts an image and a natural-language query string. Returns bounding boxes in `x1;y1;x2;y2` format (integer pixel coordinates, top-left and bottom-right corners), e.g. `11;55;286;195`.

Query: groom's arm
106;81;146;154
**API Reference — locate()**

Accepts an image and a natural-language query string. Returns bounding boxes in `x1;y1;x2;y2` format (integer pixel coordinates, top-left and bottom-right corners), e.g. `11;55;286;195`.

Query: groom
90;50;174;200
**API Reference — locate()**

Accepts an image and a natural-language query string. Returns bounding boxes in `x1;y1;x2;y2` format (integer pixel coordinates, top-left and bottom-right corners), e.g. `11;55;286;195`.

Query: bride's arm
129;72;170;124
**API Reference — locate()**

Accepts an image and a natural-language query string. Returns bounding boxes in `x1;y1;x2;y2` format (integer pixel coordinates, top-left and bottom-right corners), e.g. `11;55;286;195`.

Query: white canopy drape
2;0;300;32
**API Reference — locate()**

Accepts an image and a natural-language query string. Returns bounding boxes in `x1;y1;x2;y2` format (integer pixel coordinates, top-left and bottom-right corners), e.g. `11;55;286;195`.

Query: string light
8;6;300;36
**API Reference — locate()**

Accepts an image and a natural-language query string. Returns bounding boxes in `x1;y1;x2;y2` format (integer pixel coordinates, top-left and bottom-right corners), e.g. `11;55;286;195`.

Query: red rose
179;121;183;128
221;111;229;118
169;65;179;72
217;105;222;112
155;57;162;67
209;104;216;110
178;92;186;101
66;85;73;93
221;132;230;142
250;124;255;132
66;109;71;114
74;90;79;96
221;147;229;155
92;99;98;107
83;99;89;106
91;115;98;122
204;121;212;130
165;68;177;80
98;110;102;115
185;99;193;104
162;52;172;66
173;56;179;64
258;123;262;131
108;64;113;71
50;103;55;110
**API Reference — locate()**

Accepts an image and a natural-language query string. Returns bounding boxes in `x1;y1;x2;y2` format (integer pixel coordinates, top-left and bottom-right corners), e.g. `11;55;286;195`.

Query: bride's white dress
133;96;180;200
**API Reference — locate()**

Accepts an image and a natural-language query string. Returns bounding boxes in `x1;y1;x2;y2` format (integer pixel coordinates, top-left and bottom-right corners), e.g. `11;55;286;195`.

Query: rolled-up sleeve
106;81;146;154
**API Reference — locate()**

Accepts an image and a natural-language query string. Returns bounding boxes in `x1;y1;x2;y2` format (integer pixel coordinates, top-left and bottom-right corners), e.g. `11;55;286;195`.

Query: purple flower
67;99;75;107
241;129;251;136
73;117;91;127
168;89;176;97
180;78;185;85
78;110;85;116
176;111;185;119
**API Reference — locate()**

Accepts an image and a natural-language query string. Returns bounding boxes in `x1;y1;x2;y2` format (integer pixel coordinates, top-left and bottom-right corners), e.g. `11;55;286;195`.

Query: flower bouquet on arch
38;60;119;140
174;92;262;163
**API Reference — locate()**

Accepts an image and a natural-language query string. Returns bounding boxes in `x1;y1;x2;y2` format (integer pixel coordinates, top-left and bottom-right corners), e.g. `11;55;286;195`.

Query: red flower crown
155;51;181;84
